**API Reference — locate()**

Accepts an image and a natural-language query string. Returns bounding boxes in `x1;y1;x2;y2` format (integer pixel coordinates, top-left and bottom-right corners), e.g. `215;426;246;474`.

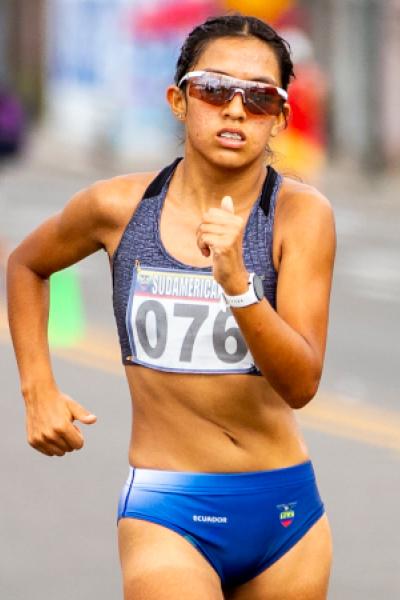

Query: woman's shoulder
87;170;158;226
278;174;332;209
272;174;335;261
276;174;334;229
66;170;159;258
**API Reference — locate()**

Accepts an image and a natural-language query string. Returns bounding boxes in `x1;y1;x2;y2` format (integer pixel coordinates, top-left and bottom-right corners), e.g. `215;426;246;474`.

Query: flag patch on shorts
276;502;297;527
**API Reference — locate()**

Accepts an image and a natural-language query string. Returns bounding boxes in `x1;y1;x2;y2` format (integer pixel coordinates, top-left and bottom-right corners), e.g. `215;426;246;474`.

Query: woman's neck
170;151;268;215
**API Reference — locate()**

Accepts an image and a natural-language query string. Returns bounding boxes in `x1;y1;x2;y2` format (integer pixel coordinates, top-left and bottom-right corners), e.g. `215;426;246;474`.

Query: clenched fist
196;195;249;294
25;387;97;457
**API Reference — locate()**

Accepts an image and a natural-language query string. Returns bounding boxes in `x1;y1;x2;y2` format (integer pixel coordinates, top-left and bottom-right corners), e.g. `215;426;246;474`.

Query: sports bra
111;157;282;375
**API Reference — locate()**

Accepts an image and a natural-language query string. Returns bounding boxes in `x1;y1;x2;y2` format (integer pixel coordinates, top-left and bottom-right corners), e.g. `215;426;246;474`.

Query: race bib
125;266;256;373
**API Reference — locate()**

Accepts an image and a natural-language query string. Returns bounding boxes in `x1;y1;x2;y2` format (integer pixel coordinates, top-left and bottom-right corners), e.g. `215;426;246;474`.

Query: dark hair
175;14;295;90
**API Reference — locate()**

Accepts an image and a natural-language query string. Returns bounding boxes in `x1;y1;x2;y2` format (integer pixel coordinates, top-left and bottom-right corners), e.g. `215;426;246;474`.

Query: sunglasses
178;70;288;117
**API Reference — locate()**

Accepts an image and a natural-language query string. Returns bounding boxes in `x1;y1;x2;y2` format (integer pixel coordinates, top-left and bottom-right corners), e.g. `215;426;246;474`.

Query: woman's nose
222;90;247;118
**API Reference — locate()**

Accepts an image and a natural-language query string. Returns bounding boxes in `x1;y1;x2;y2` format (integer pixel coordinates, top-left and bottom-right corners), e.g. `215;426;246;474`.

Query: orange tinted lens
244;86;282;116
188;81;230;105
246;93;282;116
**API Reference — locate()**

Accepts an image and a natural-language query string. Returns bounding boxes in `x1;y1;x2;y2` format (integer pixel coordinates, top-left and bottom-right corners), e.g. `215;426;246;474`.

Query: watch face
253;274;264;301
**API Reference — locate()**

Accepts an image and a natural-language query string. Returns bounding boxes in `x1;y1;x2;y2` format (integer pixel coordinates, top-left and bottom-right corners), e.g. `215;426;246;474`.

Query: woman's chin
190;146;259;170
210;149;262;170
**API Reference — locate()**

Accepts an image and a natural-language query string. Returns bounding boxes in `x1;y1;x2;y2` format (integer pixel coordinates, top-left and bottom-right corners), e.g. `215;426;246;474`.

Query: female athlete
7;14;336;600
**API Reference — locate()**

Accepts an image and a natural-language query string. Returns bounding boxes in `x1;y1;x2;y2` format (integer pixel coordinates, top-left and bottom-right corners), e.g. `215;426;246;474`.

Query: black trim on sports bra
142;157;183;200
142;157;279;220
259;165;278;218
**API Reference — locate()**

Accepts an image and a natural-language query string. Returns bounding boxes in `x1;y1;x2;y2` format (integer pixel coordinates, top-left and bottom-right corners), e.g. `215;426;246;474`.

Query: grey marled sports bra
111;157;282;375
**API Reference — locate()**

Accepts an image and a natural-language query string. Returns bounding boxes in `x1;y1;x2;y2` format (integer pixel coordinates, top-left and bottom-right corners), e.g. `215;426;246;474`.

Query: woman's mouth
216;129;246;149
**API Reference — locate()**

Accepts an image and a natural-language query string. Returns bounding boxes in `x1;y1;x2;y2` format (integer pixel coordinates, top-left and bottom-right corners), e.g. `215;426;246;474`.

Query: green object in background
48;267;85;347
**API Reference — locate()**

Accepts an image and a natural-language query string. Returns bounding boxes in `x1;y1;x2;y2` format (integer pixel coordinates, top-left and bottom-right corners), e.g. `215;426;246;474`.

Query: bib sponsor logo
193;515;228;524
276;502;297;528
149;273;222;302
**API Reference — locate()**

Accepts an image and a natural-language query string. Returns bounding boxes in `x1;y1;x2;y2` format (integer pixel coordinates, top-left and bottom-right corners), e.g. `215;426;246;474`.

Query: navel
223;430;241;447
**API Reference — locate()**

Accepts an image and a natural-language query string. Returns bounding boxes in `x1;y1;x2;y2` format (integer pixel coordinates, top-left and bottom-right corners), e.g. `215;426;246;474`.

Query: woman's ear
166;85;187;122
271;102;291;136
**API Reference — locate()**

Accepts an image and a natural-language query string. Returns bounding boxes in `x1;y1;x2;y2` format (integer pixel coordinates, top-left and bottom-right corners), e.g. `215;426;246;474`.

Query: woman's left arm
198;190;336;409
234;190;336;408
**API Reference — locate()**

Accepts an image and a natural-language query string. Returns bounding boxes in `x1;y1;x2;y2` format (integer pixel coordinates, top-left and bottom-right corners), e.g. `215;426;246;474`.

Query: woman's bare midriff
124;365;310;473
104;171;315;474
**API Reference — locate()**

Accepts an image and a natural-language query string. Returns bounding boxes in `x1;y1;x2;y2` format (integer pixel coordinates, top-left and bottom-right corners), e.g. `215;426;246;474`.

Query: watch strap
224;273;259;308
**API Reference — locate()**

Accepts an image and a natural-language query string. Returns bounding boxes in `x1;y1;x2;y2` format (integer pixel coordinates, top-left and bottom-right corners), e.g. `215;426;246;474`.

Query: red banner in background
288;63;328;147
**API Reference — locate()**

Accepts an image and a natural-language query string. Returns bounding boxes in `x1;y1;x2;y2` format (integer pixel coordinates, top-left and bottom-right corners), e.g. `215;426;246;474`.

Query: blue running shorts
117;461;325;587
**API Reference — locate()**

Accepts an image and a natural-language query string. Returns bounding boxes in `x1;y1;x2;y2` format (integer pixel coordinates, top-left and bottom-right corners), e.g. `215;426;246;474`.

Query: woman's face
169;36;289;170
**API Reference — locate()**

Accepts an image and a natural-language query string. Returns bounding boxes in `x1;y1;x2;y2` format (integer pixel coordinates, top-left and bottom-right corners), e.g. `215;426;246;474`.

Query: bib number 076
135;300;247;364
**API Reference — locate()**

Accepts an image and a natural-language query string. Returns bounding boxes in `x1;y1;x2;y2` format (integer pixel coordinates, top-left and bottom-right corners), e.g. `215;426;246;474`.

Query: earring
176;113;185;120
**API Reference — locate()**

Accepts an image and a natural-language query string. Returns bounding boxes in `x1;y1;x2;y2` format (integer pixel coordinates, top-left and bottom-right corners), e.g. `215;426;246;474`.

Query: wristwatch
223;272;265;308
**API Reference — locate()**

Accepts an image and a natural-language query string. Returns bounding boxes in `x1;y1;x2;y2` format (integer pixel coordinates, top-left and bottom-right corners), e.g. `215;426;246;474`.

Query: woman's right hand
24;388;97;457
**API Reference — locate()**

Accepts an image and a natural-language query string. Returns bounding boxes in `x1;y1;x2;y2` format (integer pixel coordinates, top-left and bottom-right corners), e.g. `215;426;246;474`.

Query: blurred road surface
1;157;399;599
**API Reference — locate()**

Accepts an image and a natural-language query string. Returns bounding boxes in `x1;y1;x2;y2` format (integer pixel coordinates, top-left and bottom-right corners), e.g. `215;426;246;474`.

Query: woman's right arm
7;180;122;456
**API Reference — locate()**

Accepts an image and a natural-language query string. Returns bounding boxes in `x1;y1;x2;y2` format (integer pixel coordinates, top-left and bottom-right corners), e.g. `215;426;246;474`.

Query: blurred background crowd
1;0;400;179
